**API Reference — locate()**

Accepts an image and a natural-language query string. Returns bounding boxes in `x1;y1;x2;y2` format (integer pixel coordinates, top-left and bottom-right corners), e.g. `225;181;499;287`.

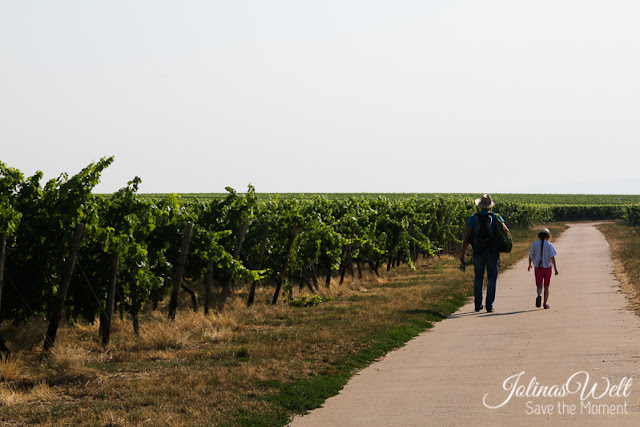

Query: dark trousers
473;248;500;310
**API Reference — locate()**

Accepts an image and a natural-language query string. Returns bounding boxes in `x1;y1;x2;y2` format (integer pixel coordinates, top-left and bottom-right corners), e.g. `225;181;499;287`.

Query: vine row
0;158;568;353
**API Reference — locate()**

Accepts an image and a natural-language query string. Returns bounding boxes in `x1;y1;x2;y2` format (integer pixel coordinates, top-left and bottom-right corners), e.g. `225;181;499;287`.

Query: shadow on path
448;309;538;318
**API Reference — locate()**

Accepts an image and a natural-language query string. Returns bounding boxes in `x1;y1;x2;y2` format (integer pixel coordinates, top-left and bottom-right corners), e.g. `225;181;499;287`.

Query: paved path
291;223;640;426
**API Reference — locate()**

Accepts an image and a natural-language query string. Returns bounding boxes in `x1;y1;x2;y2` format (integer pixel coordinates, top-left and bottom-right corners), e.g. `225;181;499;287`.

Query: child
527;228;559;309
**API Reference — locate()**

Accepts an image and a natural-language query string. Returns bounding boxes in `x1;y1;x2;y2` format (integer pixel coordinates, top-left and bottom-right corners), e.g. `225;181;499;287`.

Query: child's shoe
543;304;550;309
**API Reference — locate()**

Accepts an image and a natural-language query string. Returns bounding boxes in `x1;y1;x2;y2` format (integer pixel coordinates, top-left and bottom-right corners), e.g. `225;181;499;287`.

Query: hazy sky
2;1;639;194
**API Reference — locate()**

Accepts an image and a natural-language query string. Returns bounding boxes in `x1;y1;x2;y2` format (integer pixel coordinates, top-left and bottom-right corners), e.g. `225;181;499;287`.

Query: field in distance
135;193;640;205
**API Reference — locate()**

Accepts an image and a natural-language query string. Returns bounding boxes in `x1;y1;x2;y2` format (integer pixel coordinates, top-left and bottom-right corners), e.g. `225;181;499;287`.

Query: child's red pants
534;266;552;287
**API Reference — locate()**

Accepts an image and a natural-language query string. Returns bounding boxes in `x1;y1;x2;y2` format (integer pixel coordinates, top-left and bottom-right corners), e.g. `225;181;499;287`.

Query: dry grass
29;381;55;400
0;223;564;425
0;354;21;382
0;380;56;407
598;221;640;315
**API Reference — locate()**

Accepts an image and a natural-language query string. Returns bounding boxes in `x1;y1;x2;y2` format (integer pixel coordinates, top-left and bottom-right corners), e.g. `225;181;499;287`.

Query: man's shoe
536;295;541;308
486;307;494;313
475;305;483;312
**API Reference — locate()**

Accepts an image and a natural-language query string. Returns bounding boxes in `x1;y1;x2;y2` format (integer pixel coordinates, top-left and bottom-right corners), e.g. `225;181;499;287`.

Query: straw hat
475;194;496;210
538;227;551;239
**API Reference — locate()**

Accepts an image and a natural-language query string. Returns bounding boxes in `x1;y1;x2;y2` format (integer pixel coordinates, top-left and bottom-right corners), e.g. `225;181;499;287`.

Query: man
460;194;508;313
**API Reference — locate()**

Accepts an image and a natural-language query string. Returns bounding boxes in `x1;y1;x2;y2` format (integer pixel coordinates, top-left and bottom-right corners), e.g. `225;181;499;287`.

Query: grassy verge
0;224;564;426
598;221;640;315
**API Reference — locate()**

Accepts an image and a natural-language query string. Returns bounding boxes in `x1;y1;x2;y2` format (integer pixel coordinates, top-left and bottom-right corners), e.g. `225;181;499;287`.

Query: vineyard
138;192;640;205
1;158;640;424
2;158;640;353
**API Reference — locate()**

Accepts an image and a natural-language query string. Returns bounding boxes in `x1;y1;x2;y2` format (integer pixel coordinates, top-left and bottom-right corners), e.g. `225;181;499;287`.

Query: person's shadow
447;309;538;318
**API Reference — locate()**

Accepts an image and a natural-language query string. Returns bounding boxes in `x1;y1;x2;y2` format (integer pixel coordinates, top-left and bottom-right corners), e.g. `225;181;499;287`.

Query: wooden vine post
127;272;141;336
99;251;119;345
204;258;215;315
218;219;249;313
43;223;84;354
272;225;298;305
0;232;8;355
247;226;269;307
0;232;6;315
168;221;194;321
339;224;357;285
181;283;198;312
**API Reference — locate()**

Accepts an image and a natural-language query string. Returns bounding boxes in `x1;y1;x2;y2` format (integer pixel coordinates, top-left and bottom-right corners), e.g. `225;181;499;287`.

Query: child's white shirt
529;240;557;268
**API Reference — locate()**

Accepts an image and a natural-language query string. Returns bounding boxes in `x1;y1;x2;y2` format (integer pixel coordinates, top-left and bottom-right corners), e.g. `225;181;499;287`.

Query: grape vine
0;158;567;352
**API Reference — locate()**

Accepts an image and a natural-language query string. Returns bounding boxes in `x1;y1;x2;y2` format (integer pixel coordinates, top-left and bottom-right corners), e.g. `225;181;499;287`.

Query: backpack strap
490;212;498;235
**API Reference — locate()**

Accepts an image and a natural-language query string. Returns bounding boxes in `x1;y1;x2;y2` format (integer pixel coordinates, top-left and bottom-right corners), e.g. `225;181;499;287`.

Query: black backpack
474;213;495;247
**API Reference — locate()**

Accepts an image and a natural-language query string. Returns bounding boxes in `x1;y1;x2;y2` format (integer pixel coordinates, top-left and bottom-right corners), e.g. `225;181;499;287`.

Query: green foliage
622;205;640;226
3;157;113;323
67;177;165;322
0;198;21;236
288;294;332;307
137;192;640;206
493;202;552;227
549;204;626;221
190;184;260;284
3;157;636;338
0;161;23;235
0;162;265;327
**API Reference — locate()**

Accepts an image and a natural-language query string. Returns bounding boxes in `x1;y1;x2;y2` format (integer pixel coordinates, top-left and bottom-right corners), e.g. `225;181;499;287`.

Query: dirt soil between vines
291;223;640;426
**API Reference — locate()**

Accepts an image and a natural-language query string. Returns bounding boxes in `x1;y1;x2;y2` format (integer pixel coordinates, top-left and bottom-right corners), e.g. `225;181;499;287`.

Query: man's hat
475;194;495;210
